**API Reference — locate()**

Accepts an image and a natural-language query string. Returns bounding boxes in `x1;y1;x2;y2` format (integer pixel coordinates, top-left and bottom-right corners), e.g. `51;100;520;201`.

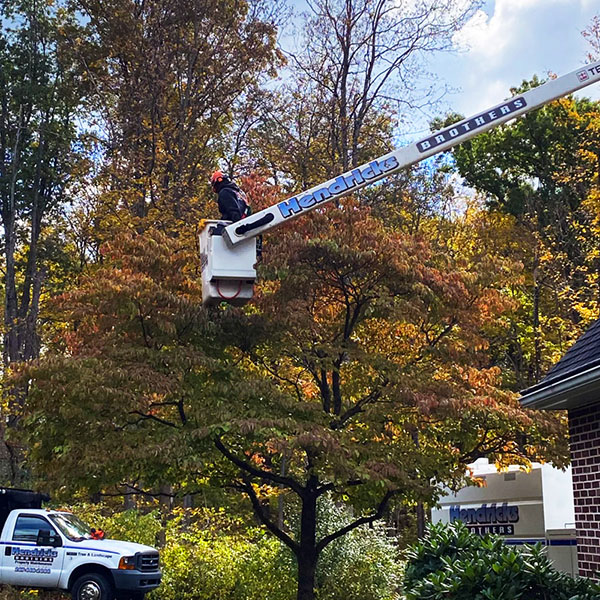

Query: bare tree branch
316;488;399;553
214;436;304;495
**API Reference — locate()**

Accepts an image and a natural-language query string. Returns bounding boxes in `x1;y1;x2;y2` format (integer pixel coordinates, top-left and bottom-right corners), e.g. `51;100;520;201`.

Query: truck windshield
49;513;93;541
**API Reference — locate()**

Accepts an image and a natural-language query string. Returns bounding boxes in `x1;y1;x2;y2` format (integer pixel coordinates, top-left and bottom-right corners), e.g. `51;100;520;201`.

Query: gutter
520;364;600;410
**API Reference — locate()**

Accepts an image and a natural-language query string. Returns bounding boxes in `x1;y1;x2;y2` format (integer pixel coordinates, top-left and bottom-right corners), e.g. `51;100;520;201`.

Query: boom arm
224;60;600;247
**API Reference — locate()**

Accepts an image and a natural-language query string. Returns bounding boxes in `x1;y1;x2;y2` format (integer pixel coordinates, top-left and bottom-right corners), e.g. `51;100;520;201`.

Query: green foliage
0;0;91;345
153;531;277;600
62;501;401;600
442;86;600;388
67;503;163;549
310;496;402;600
157;529;293;600
63;505;293;600
153;499;402;600
404;521;600;600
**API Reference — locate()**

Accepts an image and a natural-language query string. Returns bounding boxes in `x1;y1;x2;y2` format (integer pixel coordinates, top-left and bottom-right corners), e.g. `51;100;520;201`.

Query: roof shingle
527;319;600;394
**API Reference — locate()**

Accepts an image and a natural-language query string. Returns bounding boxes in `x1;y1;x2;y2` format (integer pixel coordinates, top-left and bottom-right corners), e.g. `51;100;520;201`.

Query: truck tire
71;572;114;600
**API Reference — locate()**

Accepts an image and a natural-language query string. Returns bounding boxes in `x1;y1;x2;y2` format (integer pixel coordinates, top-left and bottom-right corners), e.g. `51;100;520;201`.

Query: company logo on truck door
277;157;400;219
417;97;527;153
12;546;58;563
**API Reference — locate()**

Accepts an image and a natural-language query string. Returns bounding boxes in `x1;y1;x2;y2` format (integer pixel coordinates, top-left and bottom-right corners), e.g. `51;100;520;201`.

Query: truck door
1;514;65;587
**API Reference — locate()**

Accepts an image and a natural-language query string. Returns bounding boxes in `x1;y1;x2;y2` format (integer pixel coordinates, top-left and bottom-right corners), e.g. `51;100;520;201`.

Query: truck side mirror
37;529;62;548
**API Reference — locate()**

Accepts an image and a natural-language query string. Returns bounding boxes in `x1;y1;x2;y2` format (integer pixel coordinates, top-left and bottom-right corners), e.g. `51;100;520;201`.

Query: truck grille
138;552;160;572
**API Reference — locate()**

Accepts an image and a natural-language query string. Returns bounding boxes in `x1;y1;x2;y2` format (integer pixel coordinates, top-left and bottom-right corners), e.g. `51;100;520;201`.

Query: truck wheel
71;573;114;600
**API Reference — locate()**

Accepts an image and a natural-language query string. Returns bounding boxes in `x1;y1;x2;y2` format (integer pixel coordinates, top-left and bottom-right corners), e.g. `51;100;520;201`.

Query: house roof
521;319;600;410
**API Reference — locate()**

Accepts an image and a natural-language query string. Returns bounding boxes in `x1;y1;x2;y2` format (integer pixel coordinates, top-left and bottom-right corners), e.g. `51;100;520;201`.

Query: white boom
223;60;600;246
200;60;600;306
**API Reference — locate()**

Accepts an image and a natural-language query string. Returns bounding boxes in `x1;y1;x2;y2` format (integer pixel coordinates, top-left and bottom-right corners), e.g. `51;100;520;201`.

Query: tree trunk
157;484;173;547
4;110;21;367
297;550;318;600
278;454;287;530
532;257;542;383
297;489;318;600
4;225;19;366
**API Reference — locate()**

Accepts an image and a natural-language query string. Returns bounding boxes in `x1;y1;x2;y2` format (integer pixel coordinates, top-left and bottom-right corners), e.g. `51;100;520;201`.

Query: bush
404;521;600;600
149;499;402;600
74;502;162;548
154;509;295;600
306;496;402;600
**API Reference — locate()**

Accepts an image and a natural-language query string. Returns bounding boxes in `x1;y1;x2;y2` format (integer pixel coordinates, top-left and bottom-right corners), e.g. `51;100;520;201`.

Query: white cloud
427;0;600;120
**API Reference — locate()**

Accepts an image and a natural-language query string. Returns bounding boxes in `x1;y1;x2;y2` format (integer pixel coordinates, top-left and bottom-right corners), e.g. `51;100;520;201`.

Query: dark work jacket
214;180;248;222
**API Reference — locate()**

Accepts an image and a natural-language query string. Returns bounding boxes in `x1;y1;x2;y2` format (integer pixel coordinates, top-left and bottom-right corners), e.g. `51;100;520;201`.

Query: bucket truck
199;60;600;306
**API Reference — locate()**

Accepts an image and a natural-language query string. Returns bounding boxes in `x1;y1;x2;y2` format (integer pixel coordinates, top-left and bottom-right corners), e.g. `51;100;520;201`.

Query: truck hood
66;538;157;556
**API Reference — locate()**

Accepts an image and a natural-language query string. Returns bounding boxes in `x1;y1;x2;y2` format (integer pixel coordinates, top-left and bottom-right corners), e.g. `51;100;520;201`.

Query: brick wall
569;403;600;580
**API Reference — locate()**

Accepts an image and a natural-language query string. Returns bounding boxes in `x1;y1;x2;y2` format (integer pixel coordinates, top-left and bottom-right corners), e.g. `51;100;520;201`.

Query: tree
15;177;281;493
71;0;282;234
0;0;90;482
0;0;88;366
19;192;567;600
439;85;600;386
245;0;480;189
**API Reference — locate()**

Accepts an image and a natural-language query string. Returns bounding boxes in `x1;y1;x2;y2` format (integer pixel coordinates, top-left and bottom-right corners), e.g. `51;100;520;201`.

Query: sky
286;0;600;138
435;0;600;117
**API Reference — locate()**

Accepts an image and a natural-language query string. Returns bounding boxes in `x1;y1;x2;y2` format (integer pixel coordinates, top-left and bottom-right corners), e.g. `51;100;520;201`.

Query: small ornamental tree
20;195;567;600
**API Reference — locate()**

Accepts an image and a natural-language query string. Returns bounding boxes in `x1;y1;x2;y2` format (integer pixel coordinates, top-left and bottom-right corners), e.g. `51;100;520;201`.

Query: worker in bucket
210;170;262;259
210;170;250;223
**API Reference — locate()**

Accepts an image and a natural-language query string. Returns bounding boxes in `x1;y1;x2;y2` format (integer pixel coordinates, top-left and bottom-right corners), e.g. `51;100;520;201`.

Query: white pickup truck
0;488;161;600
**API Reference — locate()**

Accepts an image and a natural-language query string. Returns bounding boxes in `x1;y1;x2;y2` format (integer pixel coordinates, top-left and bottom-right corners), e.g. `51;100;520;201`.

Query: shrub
74;504;295;600
154;511;294;600
153;499;402;600
71;500;402;600
404;521;600;600
73;502;162;548
307;496;402;600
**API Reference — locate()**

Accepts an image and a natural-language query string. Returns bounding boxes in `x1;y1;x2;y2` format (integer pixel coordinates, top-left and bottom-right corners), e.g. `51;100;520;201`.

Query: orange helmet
210;170;225;188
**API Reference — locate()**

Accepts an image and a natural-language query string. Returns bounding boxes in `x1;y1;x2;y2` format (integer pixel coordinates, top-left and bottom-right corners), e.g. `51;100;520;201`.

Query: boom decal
416;97;526;153
577;64;600;81
277;157;399;220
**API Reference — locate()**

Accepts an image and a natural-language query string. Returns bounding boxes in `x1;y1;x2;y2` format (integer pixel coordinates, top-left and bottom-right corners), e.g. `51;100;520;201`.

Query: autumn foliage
4;2;600;600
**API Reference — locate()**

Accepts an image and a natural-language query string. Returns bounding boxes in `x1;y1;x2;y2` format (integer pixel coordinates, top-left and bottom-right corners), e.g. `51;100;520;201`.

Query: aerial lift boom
200;60;600;306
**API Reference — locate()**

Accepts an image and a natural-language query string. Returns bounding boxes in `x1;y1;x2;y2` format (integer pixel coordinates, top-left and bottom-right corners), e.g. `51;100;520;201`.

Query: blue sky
285;0;600;137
